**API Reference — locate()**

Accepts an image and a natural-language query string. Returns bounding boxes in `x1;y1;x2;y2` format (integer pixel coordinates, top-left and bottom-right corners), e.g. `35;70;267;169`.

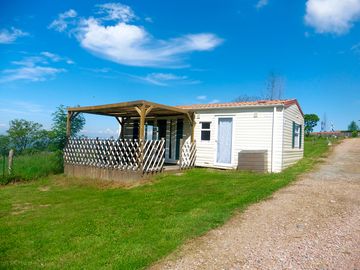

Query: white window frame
200;121;211;141
294;123;301;148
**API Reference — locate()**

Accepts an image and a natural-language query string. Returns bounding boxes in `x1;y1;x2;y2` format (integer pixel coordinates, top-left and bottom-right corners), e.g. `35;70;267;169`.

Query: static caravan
178;99;304;172
121;99;304;173
64;99;304;183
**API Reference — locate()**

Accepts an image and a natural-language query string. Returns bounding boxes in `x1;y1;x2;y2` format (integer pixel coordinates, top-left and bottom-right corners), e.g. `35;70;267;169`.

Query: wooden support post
135;105;153;141
66;111;72;138
139;107;146;141
8;149;14;175
135;104;153;172
184;112;196;143
190;113;195;142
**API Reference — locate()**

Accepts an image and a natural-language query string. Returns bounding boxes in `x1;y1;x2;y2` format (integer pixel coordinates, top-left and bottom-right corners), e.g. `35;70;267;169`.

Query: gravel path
150;139;360;270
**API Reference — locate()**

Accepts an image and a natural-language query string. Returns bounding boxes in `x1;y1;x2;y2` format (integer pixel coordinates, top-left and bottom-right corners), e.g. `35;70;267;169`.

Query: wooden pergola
66;100;196;141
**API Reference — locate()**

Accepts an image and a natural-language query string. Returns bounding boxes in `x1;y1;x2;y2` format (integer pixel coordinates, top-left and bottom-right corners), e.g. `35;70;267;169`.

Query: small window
293;122;302;148
201;122;211;141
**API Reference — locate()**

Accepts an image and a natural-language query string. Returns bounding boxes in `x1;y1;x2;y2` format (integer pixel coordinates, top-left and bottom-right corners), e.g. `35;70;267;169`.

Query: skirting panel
64;164;143;183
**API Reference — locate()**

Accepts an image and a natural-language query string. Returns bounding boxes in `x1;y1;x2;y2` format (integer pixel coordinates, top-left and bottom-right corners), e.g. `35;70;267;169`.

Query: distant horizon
1;0;360;137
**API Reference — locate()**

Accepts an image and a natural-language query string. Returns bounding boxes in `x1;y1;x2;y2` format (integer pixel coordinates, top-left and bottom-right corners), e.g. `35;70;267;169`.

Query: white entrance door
216;118;233;164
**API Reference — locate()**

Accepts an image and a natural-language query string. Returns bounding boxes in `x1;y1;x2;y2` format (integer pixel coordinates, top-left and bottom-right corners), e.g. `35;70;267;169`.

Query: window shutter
299;125;302;148
292;121;295;148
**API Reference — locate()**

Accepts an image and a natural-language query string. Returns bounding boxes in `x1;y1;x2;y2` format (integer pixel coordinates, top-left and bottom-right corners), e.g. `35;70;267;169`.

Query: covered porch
64;100;197;183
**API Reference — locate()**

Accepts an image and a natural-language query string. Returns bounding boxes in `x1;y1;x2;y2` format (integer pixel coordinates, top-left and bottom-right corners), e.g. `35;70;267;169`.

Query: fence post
8;149;14;175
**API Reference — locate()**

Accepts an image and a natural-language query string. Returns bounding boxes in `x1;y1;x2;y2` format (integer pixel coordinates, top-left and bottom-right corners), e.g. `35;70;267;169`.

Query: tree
7;119;44;153
265;72;285;100
348;121;359;132
233;94;263;102
304;114;320;136
348;121;359;137
234;72;285;102
320;113;327;132
0;135;10;156
51;105;85;149
31;129;53;151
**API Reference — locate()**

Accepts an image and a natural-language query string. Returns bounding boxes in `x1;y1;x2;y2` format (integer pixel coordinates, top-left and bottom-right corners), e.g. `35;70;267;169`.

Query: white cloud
0;100;47;116
351;42;360;54
209;99;220;104
1;52;69;83
81;127;119;138
12;56;47;67
81;67;111;73
1;66;65;82
135;72;200;86
11;52;72;67
41;51;61;61
49;9;77;32
256;0;268;9
41;51;74;64
0;27;28;44
77;18;222;67
145;17;153;23
98;128;118;135
196;95;207;100
96;3;136;22
11;101;44;113
51;4;223;67
305;0;360;34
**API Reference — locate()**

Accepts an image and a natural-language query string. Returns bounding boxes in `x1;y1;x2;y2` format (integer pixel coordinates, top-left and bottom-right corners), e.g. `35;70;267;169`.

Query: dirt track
151;139;360;270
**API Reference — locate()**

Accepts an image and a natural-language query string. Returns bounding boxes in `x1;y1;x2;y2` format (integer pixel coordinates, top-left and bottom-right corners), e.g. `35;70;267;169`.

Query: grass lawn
0;138;335;269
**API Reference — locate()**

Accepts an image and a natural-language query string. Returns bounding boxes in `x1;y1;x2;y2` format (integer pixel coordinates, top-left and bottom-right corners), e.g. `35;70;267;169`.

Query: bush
352;130;358;138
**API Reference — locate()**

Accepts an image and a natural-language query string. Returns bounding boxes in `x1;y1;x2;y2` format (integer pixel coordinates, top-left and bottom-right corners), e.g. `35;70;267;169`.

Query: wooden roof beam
67;100;189;116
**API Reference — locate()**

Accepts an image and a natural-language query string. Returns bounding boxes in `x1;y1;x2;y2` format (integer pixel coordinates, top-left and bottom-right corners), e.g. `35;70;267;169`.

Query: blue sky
1;0;360;137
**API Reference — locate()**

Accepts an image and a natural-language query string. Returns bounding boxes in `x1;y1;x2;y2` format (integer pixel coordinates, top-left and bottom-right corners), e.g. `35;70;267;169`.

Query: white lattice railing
143;139;165;173
63;138;165;174
180;139;196;169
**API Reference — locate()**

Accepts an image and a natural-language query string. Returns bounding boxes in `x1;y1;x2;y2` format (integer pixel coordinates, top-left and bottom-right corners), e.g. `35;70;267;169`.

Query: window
292;122;302;148
201;122;211;141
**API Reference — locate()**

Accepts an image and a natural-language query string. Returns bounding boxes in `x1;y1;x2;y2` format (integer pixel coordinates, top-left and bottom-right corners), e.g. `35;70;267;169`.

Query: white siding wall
272;107;284;172
282;104;304;169
194;106;284;172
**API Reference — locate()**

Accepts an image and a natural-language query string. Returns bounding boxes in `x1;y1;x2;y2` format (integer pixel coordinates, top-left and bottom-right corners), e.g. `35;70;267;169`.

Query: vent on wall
237;150;268;173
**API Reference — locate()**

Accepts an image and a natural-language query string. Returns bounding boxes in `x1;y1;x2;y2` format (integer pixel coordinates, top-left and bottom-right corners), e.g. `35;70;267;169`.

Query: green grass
0;138;334;269
0;152;63;184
